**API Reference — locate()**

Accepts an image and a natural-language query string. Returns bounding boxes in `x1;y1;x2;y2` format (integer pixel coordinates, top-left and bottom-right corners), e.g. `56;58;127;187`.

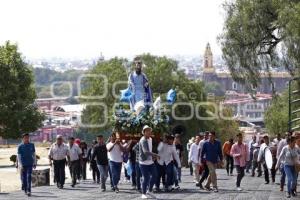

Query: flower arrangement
113;104;170;137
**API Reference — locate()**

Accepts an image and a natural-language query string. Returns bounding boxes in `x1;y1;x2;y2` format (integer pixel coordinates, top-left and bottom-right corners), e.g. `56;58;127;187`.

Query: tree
0;41;44;139
264;91;289;135
219;0;300;90
204;82;226;97
80;57;128;136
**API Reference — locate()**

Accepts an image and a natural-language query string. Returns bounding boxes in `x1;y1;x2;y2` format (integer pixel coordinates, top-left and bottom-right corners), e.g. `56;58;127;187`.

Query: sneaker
204;185;211;191
237;187;243;191
27;192;31;197
115;187;119;193
291;190;297;197
141;194;148;199
199;183;204;190
213;188;218;193
101;188;106;192
286;192;291;198
195;182;200;187
174;185;180;190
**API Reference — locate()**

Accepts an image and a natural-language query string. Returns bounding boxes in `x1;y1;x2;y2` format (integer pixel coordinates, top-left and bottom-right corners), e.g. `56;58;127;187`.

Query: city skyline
0;0;224;59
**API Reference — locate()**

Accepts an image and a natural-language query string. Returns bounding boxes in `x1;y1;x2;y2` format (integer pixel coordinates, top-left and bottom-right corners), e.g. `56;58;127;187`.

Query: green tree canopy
0;41;44;139
264;92;289;136
219;0;300;90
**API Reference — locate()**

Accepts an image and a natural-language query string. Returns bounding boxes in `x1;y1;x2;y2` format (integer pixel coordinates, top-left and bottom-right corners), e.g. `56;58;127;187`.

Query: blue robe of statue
128;72;153;111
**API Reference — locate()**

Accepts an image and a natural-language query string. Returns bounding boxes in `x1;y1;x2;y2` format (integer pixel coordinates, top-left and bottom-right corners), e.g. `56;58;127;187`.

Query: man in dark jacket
92;135;109;191
201;131;223;192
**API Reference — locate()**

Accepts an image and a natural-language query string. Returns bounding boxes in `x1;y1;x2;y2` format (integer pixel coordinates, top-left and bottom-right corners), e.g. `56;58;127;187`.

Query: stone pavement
1;168;299;200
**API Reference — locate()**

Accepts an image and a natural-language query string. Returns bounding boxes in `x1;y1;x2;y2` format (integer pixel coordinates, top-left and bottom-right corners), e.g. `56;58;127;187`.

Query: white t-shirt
139;137;153;165
106;142;123;163
68;144;82;161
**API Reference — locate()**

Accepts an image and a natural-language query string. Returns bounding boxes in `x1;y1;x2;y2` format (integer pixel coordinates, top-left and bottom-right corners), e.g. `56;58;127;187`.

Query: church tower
203;43;214;72
202;43;217;82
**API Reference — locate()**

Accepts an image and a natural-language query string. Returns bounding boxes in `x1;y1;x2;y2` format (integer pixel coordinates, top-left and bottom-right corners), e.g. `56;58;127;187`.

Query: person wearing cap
48;135;69;189
17;133;36;196
139;125;159;199
67;137;82;187
230;133;249;191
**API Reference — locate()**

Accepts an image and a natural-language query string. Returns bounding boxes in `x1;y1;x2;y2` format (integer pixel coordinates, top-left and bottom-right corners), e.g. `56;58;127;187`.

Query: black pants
91;161;100;183
271;158;277;182
70;160;80;185
189;163;193;176
225;155;234;175
263;163;270;183
251;161;262;176
246;152;253;172
236;165;245;187
199;162;209;184
81;159;87;180
156;163;166;189
53;159;66;187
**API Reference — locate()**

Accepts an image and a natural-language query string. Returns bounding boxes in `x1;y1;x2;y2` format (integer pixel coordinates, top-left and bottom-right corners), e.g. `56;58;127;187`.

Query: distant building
202;43;291;94
222;91;272;126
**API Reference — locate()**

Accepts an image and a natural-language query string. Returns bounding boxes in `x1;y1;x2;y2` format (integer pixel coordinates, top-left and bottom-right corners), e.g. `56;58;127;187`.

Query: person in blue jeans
139;125;160;199
106;133;131;193
132;142;142;191
17;133;36;197
276;136;298;198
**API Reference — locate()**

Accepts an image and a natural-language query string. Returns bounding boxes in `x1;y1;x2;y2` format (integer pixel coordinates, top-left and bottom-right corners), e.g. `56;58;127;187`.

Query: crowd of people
16;127;300;199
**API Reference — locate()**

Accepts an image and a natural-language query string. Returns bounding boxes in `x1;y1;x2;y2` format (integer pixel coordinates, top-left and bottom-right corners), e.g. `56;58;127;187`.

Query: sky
0;0;225;59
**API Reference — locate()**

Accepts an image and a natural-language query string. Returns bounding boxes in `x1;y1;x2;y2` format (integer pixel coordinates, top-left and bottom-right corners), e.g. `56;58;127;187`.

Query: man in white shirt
157;135;181;191
257;135;271;184
139;125;159;199
48;135;69;189
107;133;129;193
67;137;82;187
188;135;201;184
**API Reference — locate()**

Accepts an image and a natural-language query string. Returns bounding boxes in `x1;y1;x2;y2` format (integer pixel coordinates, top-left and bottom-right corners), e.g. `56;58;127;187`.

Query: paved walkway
1;168;298;200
